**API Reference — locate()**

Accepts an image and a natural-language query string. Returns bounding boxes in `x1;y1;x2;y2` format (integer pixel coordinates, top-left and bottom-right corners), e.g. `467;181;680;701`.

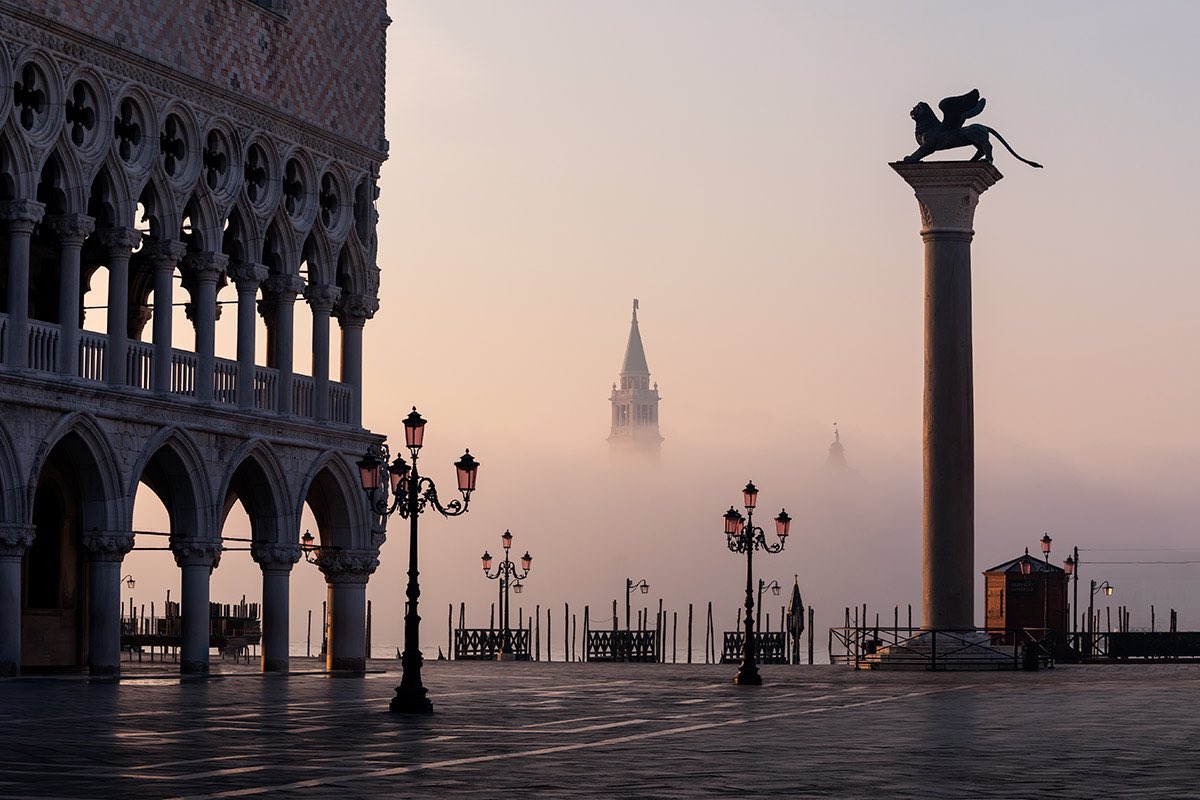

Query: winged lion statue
903;89;1042;168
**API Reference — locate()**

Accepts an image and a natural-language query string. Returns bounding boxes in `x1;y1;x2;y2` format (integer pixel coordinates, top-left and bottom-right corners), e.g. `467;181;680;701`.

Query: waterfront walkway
1;661;1197;798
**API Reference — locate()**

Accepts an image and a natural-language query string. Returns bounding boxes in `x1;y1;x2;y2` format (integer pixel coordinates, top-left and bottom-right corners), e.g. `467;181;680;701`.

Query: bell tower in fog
608;300;663;455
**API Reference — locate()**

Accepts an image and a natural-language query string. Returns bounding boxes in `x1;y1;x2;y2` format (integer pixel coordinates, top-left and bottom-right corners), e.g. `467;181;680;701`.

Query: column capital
228;262;270;291
81;532;135;562
171;540;223;569
141;238;188;268
316;549;379;584
0;199;46;231
262;273;306;301
890;161;1003;237
251;543;303;571
304;283;342;312
334;293;379;325
0;524;36;558
95;226;142;253
180;251;229;283
42;213;96;245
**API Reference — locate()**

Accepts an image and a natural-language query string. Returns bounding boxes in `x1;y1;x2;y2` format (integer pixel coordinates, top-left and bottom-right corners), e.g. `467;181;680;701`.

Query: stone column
892;161;1002;630
261;275;304;415
1;200;46;368
251;544;301;673
181;252;228;403
96;228;141;386
44;214;96;378
228;263;268;409
317;550;378;673
81;532;135;676
144;239;186;394
172;540;222;674
0;524;35;676
304;284;341;422
335;294;378;428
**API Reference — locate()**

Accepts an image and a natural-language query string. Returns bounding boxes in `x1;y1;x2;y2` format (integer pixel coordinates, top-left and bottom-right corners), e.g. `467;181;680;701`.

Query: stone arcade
0;0;389;676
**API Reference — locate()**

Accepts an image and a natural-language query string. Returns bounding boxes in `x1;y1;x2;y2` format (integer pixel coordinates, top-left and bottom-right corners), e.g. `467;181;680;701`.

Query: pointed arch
0;119;37;201
30;412;124;532
334;240;366;296
262;217;298;277
222;203;261;265
181;189;221;253
218;438;291;545
301;228;335;286
297;451;370;551
0;418;24;524
128;426;212;541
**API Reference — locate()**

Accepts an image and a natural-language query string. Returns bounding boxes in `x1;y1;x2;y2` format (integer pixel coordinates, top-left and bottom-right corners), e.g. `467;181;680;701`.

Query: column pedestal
173;541;222;675
891;161;1002;631
0;525;35;677
82;532;135;676
252;544;301;673
317;550;379;673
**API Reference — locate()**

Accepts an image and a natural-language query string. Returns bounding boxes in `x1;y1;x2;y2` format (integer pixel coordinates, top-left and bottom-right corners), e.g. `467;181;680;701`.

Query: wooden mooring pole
687;603;694;664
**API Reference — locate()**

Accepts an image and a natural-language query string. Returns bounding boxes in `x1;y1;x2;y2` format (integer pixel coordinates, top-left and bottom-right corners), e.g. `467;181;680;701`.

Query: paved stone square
1;661;1198;798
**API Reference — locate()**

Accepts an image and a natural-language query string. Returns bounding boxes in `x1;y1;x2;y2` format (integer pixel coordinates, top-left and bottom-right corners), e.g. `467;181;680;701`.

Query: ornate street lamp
120;574;135;589
1040;533;1053;562
482;530;532;660
625;578;650;629
359;407;479;714
756;579;782;629
724;481;790;686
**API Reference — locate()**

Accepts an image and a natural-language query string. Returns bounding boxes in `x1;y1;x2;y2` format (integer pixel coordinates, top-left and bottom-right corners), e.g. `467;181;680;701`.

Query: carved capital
141;238;188;269
890;161;1003;237
0;524;36;559
81;532;135;563
171;540;224;569
251;543;303;571
316;549;379;584
227;262;270;291
42;213;96;245
304;283;342;312
180;251;229;283
334;293;379;325
95;226;142;254
261;274;306;301
0;199;46;232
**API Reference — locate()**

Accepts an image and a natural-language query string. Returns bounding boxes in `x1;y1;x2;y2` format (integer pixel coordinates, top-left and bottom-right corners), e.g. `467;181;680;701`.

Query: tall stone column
81;532;135;676
44;214;96;378
0;525;35;677
262;275;304;415
335;294;378;428
252;544;301;673
228;263;268;409
181;252;228;403
304;284;341;422
317;550;378;673
892;161;1002;630
1;200;46;368
96;228;140;386
144;239;186;394
172;541;222;674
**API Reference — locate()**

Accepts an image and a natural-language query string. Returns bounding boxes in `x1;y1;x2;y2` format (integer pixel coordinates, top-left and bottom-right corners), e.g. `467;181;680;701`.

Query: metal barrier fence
454;628;531;660
586;630;659;662
720;631;788;664
829;627;1055;670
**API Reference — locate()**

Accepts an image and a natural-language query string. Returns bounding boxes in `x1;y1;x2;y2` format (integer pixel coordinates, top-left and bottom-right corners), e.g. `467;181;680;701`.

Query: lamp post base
733;664;762;686
389;686;433;715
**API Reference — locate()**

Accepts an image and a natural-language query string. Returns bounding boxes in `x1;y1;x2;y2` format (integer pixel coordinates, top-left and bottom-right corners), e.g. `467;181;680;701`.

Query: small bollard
1022;643;1039;671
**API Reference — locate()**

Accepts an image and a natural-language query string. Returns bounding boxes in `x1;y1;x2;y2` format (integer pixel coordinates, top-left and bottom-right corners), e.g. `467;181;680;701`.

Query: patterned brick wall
20;0;388;155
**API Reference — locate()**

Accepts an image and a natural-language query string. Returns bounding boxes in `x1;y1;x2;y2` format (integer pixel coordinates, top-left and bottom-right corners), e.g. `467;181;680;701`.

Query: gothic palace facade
0;0;389;676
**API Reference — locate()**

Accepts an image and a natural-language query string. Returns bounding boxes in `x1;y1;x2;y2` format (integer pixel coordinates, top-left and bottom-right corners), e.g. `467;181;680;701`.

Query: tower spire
609;299;662;455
